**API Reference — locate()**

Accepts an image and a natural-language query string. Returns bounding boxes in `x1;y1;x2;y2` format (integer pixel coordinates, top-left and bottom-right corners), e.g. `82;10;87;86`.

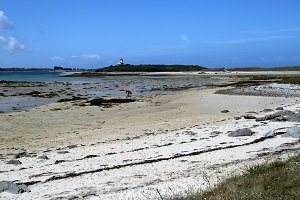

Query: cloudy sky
0;0;300;68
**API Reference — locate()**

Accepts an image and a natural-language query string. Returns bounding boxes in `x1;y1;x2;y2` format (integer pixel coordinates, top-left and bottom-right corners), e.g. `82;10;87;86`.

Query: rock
261;108;273;112
37;155;49;160
256;110;294;121
221;110;229;113
243;115;257;119
67;145;77;149
286;126;300;138
228;128;253;137
286;112;300;122
57;150;69;154
276;107;284;110
6;160;22;165
14;152;27;159
90;98;135;106
234;116;242;120
0;181;30;194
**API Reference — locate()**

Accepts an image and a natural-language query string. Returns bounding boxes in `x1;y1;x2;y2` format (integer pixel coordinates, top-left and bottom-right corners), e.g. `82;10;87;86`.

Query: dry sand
0;85;300;199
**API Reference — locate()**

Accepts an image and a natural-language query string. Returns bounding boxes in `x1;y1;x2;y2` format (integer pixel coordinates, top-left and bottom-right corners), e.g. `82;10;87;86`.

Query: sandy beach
0;77;300;199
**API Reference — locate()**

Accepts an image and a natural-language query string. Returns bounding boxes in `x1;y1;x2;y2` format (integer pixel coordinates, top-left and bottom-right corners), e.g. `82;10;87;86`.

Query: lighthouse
119;58;125;65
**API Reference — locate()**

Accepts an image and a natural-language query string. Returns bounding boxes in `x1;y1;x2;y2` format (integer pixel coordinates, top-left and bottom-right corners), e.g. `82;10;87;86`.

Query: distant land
0;65;300;72
96;64;300;72
96;64;207;72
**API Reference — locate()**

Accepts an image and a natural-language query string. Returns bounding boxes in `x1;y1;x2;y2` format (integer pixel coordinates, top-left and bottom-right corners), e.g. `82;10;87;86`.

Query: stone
243;115;257;119
14;152;27;159
0;181;30;194
57;150;69;154
286;126;300;138
6;160;22;165
275;107;284;110
228;128;253;137
221;110;229;113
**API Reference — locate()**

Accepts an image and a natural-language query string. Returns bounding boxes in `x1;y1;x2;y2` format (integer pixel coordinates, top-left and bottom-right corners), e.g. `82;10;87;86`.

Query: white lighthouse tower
118;58;125;65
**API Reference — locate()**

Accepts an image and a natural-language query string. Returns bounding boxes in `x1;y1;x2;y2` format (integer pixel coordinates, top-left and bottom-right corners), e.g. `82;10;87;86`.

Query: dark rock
57;150;69;154
54;160;66;164
14;152;27;159
261;108;273;112
243;115;257;119
276;107;284;110
67;145;77;149
234;116;242;120
37;155;49;160
221;110;229;113
90;98;135;106
228;128;253;137
6;160;22;165
0;181;30;194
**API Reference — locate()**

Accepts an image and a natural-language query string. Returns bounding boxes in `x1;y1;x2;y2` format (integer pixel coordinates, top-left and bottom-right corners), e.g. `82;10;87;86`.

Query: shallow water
0;71;220;113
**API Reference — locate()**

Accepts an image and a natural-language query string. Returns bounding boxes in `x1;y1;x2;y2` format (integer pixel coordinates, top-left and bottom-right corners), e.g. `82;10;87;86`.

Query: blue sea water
0;71;90;83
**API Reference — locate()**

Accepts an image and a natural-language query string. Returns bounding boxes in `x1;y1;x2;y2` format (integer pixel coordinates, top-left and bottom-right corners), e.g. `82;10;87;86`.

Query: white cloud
181;34;191;44
71;53;101;60
0;10;14;30
0;36;25;52
50;56;64;61
82;54;101;59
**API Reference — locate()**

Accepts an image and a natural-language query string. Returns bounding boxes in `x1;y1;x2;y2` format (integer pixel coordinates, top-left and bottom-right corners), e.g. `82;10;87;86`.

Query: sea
0;71;219;113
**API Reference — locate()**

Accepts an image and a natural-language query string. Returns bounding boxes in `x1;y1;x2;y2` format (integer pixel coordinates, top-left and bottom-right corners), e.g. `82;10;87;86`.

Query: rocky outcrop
256;110;295;122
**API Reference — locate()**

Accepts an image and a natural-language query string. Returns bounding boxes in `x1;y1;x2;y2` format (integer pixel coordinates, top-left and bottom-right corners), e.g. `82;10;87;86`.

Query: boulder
6;160;22;165
0;181;30;194
286;126;300;138
275;107;284;110
228;128;253;137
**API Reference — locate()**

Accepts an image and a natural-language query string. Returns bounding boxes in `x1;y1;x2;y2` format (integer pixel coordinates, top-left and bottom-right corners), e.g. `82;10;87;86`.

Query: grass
170;153;300;200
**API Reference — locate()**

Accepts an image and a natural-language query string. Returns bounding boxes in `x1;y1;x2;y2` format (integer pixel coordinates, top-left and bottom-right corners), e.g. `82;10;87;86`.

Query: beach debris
285;126;300;138
0;181;30;194
6;160;22;165
228;128;253;137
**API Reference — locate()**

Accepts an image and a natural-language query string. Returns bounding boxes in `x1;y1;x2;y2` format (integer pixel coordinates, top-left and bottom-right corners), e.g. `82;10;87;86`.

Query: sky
0;0;300;68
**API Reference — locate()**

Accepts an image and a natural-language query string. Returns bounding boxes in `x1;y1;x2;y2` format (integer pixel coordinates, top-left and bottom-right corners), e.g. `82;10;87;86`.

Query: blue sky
0;0;300;68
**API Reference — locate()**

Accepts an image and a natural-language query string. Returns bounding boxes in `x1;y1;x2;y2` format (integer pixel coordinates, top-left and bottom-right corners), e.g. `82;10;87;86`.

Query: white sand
0;86;299;199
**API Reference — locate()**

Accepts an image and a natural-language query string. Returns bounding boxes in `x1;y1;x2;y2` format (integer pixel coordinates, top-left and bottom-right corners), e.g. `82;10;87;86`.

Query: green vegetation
96;64;207;72
171;154;300;200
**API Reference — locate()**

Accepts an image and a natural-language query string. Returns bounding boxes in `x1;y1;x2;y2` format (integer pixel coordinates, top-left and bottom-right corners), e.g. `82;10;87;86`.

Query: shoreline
0;76;300;199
